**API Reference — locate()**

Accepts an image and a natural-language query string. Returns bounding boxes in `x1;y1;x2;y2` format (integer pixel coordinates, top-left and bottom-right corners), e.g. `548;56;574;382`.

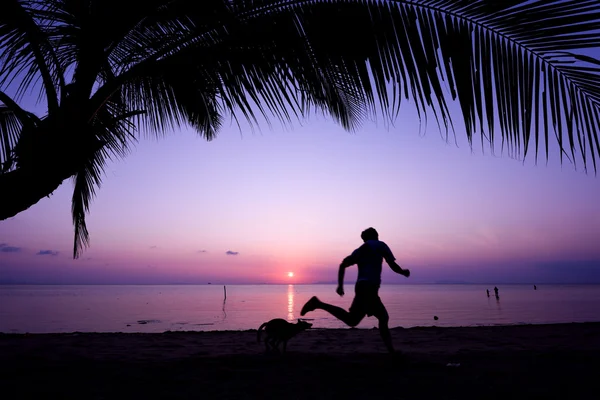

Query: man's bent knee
346;311;364;327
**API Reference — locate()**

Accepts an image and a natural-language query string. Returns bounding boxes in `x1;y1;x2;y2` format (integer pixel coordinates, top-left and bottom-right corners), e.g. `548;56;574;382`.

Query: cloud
225;250;239;256
0;243;21;253
149;245;157;249
197;250;208;253
36;250;59;256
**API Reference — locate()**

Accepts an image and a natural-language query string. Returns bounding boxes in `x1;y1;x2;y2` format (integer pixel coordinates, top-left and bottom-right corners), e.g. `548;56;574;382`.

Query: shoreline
2;319;599;331
2;322;599;399
2;320;599;335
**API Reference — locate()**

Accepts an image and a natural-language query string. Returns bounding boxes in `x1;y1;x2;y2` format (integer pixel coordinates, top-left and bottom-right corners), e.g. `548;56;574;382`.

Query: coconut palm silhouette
1;0;599;257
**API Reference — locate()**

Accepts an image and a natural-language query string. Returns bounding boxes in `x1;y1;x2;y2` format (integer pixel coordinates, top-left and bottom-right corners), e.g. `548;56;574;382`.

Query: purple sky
1;94;599;285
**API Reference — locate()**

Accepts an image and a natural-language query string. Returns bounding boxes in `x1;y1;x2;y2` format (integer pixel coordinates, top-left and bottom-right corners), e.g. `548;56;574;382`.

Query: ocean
1;284;599;333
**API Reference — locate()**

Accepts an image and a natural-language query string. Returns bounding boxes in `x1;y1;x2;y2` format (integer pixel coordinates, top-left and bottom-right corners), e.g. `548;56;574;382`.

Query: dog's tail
257;322;267;343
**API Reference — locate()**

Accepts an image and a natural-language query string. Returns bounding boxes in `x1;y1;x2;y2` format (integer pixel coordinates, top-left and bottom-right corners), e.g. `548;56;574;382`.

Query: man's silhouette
300;227;410;353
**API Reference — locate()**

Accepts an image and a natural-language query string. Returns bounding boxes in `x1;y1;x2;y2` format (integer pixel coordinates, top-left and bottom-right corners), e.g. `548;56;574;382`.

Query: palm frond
265;0;600;171
0;106;20;172
71;150;103;259
0;89;41;172
0;0;64;109
85;0;600;172
90;0;376;138
91;100;140;159
71;99;142;257
0;89;40;125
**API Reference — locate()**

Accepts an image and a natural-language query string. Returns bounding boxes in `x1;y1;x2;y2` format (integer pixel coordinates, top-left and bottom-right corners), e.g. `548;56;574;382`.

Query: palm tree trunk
0;167;73;220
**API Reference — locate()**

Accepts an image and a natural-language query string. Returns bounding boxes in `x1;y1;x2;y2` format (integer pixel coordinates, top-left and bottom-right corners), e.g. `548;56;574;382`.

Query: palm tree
1;0;600;258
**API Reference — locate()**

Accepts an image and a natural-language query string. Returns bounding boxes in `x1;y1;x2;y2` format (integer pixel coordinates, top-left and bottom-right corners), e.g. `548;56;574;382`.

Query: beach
1;323;599;399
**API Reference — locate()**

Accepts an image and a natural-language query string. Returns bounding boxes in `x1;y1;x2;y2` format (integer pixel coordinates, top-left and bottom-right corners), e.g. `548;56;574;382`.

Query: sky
1;95;599;285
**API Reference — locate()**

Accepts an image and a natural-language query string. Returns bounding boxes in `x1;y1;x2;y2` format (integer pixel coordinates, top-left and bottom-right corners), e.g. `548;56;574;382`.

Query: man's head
361;227;379;242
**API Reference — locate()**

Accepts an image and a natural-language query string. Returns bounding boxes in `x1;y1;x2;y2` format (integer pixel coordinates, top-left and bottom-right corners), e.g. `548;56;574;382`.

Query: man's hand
402;269;410;278
336;285;345;297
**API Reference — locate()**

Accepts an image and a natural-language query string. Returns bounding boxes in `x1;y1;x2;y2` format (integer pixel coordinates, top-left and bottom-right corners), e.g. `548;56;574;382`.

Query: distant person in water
300;227;410;353
494;286;499;298
486;289;490;297
534;285;537;290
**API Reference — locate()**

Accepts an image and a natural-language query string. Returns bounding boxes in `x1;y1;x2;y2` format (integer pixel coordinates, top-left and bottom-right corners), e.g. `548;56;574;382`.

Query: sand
1;323;599;399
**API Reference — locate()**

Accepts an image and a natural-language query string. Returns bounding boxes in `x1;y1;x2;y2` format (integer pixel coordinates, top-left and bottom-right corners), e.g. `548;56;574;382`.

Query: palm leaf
0;0;64;109
71;102;142;258
84;0;600;172
0;106;20;172
0;89;41;172
261;0;600;170
71;150;103;259
4;1;600;257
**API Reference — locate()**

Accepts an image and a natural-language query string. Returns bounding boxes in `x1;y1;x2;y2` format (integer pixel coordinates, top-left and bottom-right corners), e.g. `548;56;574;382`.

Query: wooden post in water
222;285;227;321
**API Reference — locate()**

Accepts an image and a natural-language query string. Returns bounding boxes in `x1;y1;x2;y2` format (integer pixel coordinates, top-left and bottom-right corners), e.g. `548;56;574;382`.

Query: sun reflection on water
287;284;295;321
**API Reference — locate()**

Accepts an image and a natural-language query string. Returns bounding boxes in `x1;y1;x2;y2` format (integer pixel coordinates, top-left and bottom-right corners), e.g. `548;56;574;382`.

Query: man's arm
380;243;410;278
337;256;354;296
387;259;410;278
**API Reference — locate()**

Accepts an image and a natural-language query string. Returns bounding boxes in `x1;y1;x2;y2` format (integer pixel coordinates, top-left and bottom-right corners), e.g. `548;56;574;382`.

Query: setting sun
287;272;294;278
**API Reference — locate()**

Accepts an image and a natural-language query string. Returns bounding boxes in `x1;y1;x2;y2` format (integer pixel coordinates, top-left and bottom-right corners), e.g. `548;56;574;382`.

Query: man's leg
301;296;365;327
373;301;394;353
378;311;394;353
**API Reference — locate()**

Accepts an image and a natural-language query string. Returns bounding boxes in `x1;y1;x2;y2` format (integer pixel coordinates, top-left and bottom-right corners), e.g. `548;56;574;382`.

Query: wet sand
1;322;599;399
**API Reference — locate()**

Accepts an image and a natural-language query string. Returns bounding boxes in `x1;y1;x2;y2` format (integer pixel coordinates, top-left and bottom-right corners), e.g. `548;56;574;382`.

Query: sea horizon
2;282;600;286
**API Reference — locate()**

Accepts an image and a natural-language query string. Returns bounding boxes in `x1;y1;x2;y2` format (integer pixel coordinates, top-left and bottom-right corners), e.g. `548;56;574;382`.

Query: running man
300;227;410;353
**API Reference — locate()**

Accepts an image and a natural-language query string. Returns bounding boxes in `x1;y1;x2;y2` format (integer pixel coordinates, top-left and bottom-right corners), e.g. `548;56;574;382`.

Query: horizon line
2;282;600;286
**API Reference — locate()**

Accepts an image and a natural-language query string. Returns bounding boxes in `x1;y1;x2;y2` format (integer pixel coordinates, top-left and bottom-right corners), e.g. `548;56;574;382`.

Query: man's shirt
345;240;396;284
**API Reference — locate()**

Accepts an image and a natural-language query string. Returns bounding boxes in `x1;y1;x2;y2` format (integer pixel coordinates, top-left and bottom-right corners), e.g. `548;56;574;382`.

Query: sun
287;272;294;278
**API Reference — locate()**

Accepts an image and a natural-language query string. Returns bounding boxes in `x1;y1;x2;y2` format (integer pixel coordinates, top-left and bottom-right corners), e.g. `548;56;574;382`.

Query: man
300;227;410;353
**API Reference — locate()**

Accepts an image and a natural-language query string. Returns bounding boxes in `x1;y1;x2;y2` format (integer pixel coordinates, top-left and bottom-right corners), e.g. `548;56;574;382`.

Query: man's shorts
349;281;388;318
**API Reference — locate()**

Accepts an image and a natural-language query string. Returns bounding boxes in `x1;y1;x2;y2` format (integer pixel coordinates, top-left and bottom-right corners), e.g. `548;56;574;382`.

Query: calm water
1;284;599;333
